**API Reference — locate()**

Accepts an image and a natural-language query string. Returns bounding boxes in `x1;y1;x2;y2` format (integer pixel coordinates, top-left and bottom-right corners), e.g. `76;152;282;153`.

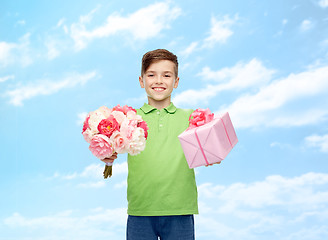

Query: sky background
1;0;328;239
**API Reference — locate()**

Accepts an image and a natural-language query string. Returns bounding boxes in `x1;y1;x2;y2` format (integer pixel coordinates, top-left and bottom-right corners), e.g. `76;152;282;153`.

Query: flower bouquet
82;105;148;178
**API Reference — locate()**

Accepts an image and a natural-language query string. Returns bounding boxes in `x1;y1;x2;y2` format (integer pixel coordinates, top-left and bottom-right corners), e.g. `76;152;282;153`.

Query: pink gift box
178;112;238;168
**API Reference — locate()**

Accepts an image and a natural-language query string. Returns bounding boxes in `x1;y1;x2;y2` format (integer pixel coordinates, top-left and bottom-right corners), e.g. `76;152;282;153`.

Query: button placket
158;110;164;130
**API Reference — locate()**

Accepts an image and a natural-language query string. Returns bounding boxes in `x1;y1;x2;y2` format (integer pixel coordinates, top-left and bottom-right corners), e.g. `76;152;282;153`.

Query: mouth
152;87;166;92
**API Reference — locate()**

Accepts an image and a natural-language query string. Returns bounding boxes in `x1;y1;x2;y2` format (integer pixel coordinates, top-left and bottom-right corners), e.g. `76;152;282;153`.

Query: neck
147;97;171;109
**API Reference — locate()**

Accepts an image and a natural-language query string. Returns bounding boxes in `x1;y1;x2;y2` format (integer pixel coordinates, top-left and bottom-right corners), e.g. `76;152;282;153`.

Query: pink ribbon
194;128;209;166
194;116;233;166
221;118;233;147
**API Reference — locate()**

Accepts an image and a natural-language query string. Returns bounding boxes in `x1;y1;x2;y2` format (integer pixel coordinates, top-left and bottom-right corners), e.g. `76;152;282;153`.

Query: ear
139;76;145;88
174;77;179;88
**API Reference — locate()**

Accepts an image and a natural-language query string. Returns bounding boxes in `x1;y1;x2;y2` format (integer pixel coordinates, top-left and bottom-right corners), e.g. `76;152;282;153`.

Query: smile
152;87;166;92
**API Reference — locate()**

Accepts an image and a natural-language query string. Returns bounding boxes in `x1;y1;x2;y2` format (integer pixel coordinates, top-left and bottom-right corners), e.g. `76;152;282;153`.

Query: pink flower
97;115;120;138
120;119;135;141
110;131;128;154
138;121;149;139
188;108;214;129
111;110;126;125
82;114;90;133
82;129;93;143
112;104;137;115
89;135;114;159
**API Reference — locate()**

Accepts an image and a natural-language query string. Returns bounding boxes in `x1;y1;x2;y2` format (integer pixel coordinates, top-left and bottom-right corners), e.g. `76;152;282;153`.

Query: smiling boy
104;49;198;240
139;57;179;109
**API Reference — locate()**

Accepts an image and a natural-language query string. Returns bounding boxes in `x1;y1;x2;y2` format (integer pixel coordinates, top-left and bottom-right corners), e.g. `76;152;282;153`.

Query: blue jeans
126;215;195;240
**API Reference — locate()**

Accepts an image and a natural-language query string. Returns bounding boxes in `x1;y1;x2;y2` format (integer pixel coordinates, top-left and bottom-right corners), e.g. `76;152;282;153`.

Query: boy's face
139;60;179;109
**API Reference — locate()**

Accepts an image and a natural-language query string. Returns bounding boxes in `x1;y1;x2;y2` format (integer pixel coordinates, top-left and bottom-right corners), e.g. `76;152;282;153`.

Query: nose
155;75;163;84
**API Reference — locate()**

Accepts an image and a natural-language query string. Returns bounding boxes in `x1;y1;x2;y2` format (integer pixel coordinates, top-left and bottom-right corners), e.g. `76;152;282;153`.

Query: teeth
153;88;165;91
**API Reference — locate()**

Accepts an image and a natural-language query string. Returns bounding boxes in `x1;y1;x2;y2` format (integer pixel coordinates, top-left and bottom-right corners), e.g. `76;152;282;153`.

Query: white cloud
80;162;129;179
0;33;32;67
199;58;274;86
223;65;328;128
4;208;127;240
44;18;72;60
50;162;128;182
202;14;239;48
173;58;274;106
196;215;236;239
318;0;328;8
270;141;293;150
45;39;61;60
0;42;15;66
56;18;66;28
114;180;127;189
77;112;88;126
0;75;15;83
175;60;328;129
305;134;328;153
320;38;328;48
111;161;128;175
196;172;328;239
179;41;199;57
4;71;97;106
282;19;288;25
300;19;314;32
3;172;328;240
284;225;328;240
179;14;239;57
68;1;182;50
16;20;26;26
123;94;147;107
79;163;105;178
77;180;106;188
215;172;328;210
173;86;218;106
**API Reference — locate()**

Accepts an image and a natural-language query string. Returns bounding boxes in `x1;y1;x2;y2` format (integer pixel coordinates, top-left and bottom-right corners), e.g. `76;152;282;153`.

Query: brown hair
141;49;178;77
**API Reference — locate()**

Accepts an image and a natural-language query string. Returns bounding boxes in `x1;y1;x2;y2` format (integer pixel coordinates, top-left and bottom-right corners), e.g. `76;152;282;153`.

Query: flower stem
103;165;112;179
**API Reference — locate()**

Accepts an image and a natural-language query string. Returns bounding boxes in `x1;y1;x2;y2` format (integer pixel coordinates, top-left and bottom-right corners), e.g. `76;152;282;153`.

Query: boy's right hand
101;152;118;164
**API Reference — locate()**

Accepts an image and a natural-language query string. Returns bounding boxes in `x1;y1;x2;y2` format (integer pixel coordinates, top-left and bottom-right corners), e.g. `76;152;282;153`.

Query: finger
205;162;221;167
101;158;114;163
101;159;110;163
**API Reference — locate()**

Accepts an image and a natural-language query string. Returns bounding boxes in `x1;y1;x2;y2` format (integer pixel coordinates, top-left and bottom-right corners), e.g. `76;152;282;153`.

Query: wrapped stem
103;162;113;179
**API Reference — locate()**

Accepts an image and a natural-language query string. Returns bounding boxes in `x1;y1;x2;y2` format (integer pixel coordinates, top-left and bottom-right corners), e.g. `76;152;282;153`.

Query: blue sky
1;0;328;239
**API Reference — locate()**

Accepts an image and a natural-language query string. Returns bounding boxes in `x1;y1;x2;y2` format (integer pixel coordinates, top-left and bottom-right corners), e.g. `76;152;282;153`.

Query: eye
164;74;171;78
147;74;154;77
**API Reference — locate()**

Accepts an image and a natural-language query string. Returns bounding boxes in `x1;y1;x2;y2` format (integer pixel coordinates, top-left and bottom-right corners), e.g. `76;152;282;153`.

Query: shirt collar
165;102;177;113
140;102;177;114
140;103;156;114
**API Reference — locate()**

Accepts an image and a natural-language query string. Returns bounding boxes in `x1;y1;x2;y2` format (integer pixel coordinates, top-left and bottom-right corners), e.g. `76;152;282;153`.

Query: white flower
128;128;146;155
98;106;112;118
88;110;107;132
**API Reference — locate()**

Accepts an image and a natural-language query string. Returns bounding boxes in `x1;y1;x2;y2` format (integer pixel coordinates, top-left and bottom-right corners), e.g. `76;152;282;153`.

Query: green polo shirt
127;103;198;216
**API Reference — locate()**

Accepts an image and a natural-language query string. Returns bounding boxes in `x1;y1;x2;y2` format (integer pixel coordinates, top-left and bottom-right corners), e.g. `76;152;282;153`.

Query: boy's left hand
205;162;221;167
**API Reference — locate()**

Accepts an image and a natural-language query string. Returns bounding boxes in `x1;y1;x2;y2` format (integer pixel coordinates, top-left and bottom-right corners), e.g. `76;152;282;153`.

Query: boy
103;49;198;240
